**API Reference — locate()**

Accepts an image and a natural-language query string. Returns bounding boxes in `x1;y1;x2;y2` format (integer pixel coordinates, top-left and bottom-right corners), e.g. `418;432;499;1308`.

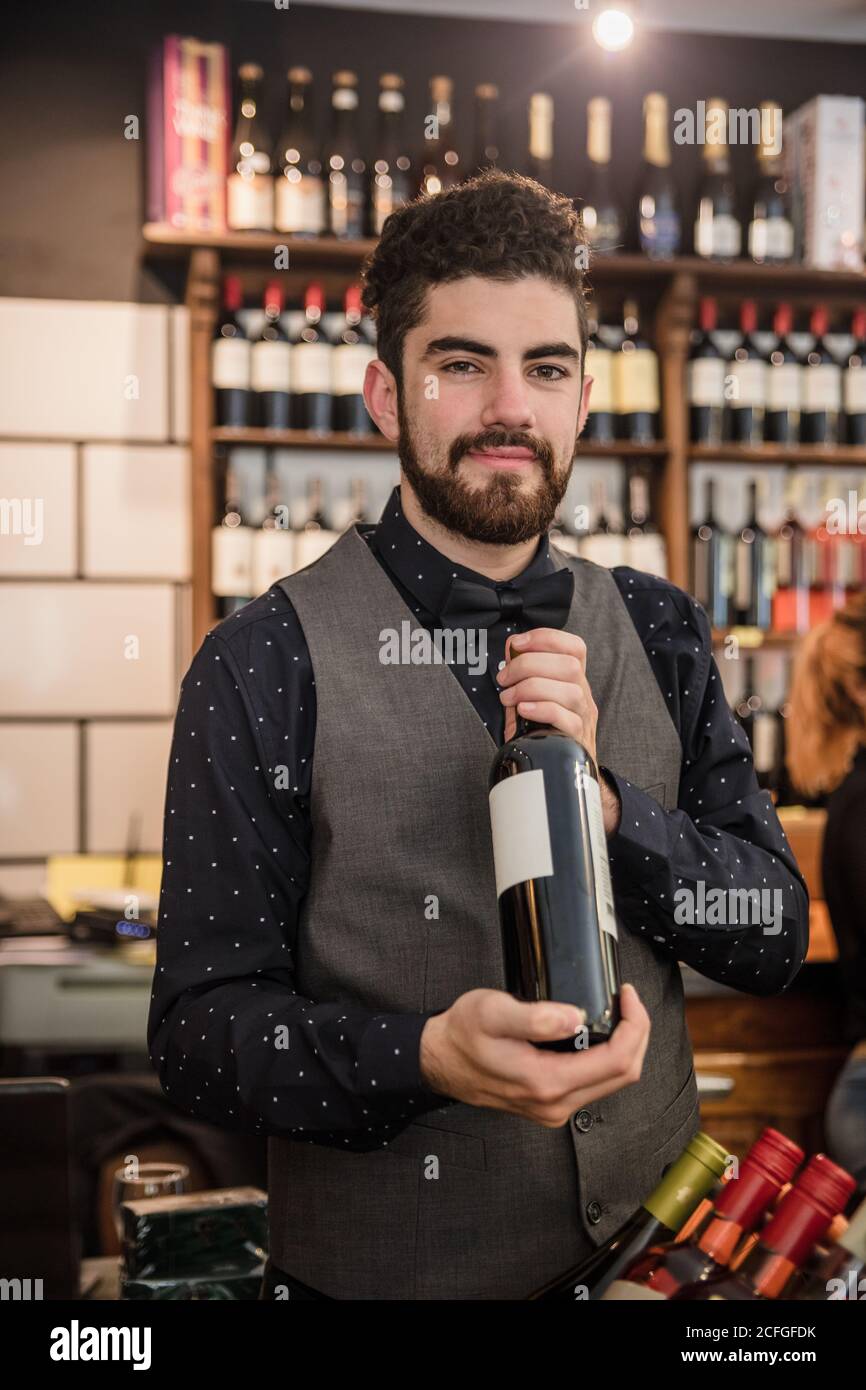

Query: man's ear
364;359;400;442
576;372;594;438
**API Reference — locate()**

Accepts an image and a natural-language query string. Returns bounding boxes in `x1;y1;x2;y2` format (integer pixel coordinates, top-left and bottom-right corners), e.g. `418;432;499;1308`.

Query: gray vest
271;526;699;1299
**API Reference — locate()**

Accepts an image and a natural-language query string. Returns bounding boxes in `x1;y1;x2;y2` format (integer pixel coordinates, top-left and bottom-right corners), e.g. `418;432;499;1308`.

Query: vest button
586;1200;602;1225
573;1109;593;1132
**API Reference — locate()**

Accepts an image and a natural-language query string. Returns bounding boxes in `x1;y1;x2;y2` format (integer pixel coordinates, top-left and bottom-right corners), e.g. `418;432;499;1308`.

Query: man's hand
419;984;650;1127
497;628;621;834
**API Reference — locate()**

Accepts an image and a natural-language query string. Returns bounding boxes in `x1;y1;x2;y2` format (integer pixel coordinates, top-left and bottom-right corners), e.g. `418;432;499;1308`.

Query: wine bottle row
583;301;660;444
691;474;866;631
530;1125;865;1301
212;275;378;433
689;298;866;447
730;653;793;805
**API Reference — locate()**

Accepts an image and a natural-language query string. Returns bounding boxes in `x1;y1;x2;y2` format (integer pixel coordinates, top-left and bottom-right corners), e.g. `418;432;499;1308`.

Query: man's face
394;275;592;545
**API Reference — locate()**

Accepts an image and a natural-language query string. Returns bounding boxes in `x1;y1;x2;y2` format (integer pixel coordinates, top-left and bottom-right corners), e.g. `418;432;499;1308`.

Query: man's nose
478;370;537;431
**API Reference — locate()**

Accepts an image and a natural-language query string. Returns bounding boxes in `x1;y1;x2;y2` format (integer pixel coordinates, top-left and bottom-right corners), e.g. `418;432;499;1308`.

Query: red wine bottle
795;1194;866;1300
332;285;376;434
685;1153;856;1300
488;716;620;1049
212;275;250;427
601;1127;803;1300
274;66;326;238
529;1131;730;1300
289;284;333;433
844;308;866;445
691;477;733;629
325;70;367;239
688;297;725;444
733;478;775;628
251;282;291;430
765;302;802;445
725;299;766;444
801;305;842;446
370;74;413;235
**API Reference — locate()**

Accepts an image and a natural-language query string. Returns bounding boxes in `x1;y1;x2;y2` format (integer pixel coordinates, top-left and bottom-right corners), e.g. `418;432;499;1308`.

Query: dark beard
397;416;575;546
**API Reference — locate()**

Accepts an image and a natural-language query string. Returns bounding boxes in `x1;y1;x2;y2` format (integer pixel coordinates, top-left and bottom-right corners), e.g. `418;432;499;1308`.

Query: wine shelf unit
142;226;866;646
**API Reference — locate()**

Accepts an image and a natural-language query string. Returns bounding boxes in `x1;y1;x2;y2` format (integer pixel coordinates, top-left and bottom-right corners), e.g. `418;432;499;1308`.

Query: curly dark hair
360;169;589;391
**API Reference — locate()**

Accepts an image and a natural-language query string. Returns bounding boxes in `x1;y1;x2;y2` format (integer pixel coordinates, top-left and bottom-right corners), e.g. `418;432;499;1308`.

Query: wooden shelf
212;427;394;450
689;443;866;466
143;223;378;263
712;627;802;649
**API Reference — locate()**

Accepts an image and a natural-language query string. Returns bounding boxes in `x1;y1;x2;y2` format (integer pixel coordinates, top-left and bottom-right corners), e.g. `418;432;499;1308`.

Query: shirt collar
366;484;556;620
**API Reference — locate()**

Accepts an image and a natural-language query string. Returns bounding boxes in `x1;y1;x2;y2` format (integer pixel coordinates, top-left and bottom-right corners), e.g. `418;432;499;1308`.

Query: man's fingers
482;990;585;1043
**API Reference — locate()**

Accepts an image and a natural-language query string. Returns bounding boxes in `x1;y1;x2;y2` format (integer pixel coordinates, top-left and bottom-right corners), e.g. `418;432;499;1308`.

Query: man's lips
466;447;537;469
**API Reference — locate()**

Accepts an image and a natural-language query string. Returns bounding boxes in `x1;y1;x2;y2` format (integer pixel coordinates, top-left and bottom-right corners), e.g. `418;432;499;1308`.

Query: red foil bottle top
305;283;326;314
224;274;243;312
773;303;793;338
760;1154;856;1267
345;284;363;316
699;297;717;332
740;299;758;335
851;307;866;342
715;1127;803;1226
810;304;829;338
264;281;284;313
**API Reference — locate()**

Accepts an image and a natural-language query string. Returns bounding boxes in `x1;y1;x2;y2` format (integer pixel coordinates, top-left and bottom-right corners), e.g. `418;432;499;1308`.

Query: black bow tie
440;566;575;630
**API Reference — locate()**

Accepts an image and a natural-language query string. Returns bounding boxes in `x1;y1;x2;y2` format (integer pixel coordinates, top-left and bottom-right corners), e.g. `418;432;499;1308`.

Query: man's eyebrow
422;336;580;361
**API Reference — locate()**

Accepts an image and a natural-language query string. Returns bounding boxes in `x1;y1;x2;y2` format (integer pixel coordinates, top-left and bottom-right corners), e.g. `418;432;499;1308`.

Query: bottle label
275;174;326;234
752;711;777;773
627;532;667;579
694;213;741;259
332;343;377;395
212;337;251;390
585;345;614;412
844;365;866;413
488;769;554;898
252;528;295;593
211;525;253;597
600;1280;667;1301
292;527;339;570
748;217;794;261
613;348;660;413
579;768;618;941
728;358;766;407
290;342;332;393
803;362;842;412
766;362;801;411
227;172;274;231
688;357;726;406
640;209;680;256
251;340;291;393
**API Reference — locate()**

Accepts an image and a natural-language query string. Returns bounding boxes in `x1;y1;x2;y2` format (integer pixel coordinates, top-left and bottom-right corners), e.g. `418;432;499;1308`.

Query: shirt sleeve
600;571;810;997
147;598;455;1153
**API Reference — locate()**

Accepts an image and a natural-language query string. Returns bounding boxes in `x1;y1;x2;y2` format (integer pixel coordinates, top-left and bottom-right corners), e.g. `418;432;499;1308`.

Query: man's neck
398;477;542;582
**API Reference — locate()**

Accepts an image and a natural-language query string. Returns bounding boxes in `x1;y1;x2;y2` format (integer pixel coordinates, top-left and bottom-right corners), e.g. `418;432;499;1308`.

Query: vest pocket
647;1063;701;1159
384;1120;487;1172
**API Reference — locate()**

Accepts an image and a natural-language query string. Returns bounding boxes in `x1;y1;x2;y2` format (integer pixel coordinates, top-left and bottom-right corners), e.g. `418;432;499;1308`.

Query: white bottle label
251;340;291;393
613;348;660;413
211;525;253;597
292;526;339;571
227;172;274;231
275;174;326;234
766;362;801;411
749;217;794;261
728;358;766;407
252;528;295;593
752;711;777;774
844;365;866;413
803;363;842;412
688;357;726;406
488;769;554;898
695;213;741;258
212;338;251;391
579;534;627;570
600;1280;667;1301
579;768;618;941
332;343;376;395
585;346;614;413
290;342;332;393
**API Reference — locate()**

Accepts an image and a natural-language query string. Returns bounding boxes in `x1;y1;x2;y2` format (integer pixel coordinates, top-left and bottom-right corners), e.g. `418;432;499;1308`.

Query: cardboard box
784;95;865;271
148;34;230;232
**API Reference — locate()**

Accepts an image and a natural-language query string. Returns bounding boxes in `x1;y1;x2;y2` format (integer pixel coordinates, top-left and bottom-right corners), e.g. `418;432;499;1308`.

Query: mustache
448;430;555;472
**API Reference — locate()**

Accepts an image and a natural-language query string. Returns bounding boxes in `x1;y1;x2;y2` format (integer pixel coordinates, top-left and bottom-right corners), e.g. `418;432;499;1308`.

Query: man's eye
531;364;568;381
442;360;481;375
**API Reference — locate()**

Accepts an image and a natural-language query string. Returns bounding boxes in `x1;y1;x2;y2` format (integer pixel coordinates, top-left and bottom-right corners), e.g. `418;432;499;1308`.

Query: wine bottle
580;97;623;254
289;284;333;432
733;478;776;628
325;71;367;239
292;476;339;570
251;282;291;429
624;466;667;577
691;477;733;629
419;76;462;196
252;461;295;594
734;654;761;748
274;67;327;238
801;305;843;446
772;473;809;635
529;1132;730;1300
795;1194;866;1300
601;1127;803;1300
805;475;837;626
370;74;414;235
212;275;251;428
844;308;866;446
212;460;254;617
526;93;554;188
489;720;621;1050
612;299;660;443
685;1153;856;1300
636;93;680;260
583;314;615;443
332;285;376;433
471;83;500;177
694;99;742;262
765;302;802;445
227;63;274;232
579;478;626;568
725;299;766;444
688;297;725;445
748;101;794;265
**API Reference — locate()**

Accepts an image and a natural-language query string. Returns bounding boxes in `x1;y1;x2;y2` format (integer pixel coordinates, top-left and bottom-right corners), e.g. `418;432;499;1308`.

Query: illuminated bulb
592;8;635;52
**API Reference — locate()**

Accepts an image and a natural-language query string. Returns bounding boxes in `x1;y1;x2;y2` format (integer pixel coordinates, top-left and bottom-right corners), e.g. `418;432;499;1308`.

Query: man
148;171;809;1300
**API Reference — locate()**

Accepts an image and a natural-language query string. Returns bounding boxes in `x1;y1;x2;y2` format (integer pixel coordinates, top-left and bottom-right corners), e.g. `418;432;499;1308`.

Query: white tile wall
0;582;180;718
0;723;79;857
0;442;77;576
85;721;173;853
82;444;191;579
0;299;170;441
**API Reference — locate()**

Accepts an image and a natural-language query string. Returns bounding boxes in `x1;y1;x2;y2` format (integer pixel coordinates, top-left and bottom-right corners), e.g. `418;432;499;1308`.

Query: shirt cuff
598;765;668;869
357;1009;454;1111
